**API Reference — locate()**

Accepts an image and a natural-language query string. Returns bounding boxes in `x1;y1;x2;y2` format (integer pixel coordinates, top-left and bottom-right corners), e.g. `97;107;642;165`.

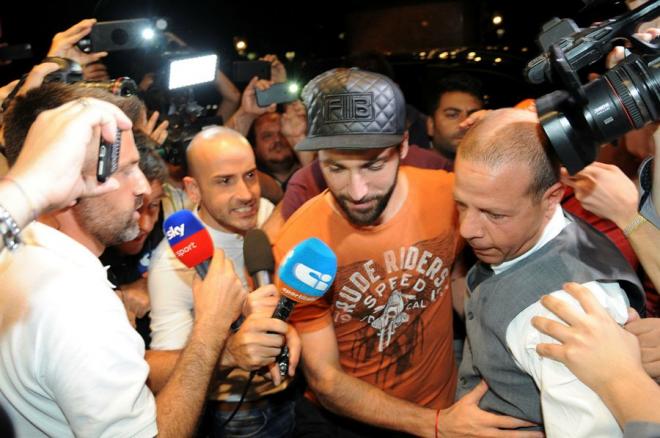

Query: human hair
133;131;167;184
426;73;484;114
3;82;142;166
458;109;560;201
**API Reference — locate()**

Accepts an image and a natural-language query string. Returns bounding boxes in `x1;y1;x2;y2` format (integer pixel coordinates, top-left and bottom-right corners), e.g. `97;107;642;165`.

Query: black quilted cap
295;68;406;151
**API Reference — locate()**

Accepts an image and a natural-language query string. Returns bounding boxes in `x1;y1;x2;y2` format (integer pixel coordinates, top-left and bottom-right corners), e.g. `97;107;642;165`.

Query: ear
541;181;565;219
426;115;435;137
400;132;410;160
183;176;202;205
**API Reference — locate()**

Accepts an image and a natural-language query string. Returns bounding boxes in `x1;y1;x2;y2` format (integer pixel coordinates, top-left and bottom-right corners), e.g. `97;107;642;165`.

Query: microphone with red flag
163;209;214;278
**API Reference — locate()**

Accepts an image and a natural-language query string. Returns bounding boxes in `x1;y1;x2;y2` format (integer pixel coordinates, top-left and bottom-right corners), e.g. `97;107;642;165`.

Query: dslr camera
525;1;659;174
42;56;138;96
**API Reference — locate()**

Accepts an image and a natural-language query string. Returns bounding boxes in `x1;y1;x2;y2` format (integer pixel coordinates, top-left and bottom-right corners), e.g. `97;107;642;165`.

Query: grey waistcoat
456;214;644;426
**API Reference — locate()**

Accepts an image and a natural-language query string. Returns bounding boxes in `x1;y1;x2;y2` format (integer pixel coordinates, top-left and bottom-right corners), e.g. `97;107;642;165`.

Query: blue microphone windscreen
277;237;337;303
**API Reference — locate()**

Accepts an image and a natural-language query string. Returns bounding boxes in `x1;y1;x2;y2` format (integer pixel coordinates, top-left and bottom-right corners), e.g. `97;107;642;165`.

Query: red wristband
435;409;441;438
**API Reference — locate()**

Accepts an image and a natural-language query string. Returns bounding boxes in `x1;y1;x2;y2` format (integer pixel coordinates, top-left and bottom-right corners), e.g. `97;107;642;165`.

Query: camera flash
142;28;155;40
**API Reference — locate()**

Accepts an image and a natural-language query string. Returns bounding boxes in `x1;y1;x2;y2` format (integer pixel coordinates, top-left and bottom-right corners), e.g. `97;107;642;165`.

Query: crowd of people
0;15;658;438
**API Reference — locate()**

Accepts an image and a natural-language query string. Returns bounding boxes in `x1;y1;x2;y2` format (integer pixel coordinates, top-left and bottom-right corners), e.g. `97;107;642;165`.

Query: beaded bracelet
0;203;22;251
623;213;648;237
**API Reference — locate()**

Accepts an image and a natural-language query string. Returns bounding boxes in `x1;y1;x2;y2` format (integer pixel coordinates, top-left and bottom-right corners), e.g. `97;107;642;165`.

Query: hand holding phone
77;19;157;53
255;83;299;108
97;130;121;182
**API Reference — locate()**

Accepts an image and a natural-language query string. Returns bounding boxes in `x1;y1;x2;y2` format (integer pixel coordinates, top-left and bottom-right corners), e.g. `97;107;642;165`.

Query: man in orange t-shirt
271;68;537;437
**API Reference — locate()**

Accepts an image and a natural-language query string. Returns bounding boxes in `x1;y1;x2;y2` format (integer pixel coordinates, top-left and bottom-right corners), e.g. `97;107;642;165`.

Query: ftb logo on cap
323;93;374;123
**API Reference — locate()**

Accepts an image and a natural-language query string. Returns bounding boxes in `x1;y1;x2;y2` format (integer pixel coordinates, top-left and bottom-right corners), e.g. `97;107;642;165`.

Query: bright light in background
288;82;300;94
496;28;505;37
467;51;476;59
235;40;247;51
492;14;503;25
155;19;168;30
285;51;296;61
494;57;502;63
142;28;155;40
168;54;217;90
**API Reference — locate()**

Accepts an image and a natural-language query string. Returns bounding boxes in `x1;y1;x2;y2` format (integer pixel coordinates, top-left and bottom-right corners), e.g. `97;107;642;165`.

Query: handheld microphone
243;229;275;288
163;210;214;278
273;237;337;375
243;233;337;376
275;237;337;320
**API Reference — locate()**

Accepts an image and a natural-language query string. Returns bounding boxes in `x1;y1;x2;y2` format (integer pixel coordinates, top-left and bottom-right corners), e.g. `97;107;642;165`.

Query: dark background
0;0;630;111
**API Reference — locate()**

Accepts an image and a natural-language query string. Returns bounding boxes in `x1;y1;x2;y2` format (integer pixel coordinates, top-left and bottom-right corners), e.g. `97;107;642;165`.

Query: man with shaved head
453;108;645;437
147;126;298;437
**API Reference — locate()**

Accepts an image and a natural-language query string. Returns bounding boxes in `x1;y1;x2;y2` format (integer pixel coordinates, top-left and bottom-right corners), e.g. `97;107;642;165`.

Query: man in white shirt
452;108;645;437
0;83;247;437
147;126;298;438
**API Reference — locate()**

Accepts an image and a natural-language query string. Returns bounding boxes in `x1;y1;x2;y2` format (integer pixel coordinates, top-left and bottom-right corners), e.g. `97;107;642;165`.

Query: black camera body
42;56;138;96
526;1;659;174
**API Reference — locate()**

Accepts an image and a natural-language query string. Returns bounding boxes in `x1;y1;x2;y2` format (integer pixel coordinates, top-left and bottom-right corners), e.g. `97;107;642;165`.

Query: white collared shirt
0;222;157;438
499;207;627;437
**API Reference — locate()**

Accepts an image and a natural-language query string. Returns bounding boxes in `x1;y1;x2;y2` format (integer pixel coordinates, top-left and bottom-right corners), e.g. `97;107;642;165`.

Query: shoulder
402;166;455;203
507;281;629;358
257;197;275;227
272;193;334;254
403;165;454;184
404;145;453;171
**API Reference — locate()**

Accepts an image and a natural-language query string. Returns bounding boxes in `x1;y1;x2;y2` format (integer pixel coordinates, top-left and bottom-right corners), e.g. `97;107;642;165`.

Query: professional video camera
155;88;221;167
142;49;221;167
525;1;659;174
42;56;138;96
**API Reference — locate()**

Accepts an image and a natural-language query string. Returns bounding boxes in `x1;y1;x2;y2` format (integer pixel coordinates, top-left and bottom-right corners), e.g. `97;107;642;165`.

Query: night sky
0;0;631;108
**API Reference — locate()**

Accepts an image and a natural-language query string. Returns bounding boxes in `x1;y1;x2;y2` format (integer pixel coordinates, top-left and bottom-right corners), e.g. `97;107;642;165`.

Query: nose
235;178;255;202
135;170;150;197
138;207;157;234
347;171;369;201
457;113;470;131
459;208;483;241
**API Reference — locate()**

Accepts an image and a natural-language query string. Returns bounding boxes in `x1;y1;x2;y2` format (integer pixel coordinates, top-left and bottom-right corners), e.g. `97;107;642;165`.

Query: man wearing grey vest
452;108;645;437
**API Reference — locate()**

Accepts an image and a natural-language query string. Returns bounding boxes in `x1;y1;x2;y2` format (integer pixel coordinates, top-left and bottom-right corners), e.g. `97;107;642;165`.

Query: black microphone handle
194;260;209;279
270;295;297;377
271;295;296;321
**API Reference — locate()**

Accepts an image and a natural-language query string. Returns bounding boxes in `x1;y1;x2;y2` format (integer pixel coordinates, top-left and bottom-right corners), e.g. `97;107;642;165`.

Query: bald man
452;109;644;437
147;127;299;438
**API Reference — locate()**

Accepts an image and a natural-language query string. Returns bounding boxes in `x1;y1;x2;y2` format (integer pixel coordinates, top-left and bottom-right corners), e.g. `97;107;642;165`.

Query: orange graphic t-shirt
272;166;462;409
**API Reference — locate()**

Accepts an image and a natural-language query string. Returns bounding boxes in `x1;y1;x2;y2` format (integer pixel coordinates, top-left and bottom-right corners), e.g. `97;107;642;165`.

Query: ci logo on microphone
293;263;333;291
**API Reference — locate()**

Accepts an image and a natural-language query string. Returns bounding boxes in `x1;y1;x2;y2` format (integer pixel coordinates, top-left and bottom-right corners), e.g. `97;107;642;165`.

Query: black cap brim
295;133;404;151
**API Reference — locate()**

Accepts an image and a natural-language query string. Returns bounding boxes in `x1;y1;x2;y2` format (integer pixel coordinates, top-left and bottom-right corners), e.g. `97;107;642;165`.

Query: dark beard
73;196;142;247
261;154;297;175
334;170;398;227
